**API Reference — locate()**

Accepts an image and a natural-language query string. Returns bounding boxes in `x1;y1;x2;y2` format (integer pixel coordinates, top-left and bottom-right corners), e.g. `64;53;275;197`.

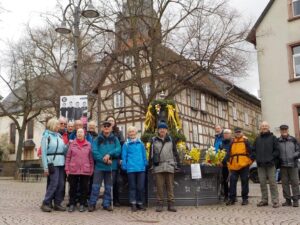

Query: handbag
153;141;166;166
47;138;59;174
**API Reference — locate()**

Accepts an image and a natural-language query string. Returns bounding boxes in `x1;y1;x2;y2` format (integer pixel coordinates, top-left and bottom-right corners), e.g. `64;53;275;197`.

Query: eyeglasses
60;123;66;125
103;125;111;128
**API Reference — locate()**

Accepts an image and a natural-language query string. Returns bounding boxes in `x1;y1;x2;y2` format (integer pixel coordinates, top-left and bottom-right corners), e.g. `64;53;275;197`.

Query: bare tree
0;37;54;170
92;0;250;114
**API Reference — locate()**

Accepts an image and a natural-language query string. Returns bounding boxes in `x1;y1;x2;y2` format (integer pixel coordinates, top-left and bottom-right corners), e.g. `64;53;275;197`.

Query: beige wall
0;116;46;161
255;0;300;137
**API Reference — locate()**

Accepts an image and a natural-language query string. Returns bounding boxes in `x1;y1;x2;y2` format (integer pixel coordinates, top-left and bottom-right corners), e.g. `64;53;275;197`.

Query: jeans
281;167;300;201
229;166;249;201
155;172;174;204
257;165;279;204
127;172;146;205
43;166;65;206
89;170;115;208
68;175;90;205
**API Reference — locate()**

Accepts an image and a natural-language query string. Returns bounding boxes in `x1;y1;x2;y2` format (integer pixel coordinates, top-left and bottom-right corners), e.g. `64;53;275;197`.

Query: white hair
223;129;232;134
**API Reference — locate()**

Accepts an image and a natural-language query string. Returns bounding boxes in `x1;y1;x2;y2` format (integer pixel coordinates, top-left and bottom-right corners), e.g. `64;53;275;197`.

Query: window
293;0;300;17
27;120;34;139
233;106;237;120
191;90;197;108
218;102;223;118
244;112;249;126
124;55;134;68
293;104;300;140
292;46;300;78
10;123;16;145
143;83;151;99
200;94;206;111
192;124;199;143
114;91;125;108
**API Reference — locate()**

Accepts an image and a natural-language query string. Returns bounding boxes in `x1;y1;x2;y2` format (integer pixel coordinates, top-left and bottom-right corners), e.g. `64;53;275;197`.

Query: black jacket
253;132;280;167
278;135;300;168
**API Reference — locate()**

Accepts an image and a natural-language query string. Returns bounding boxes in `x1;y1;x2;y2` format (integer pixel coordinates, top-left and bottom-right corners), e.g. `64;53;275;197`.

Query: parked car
249;160;300;183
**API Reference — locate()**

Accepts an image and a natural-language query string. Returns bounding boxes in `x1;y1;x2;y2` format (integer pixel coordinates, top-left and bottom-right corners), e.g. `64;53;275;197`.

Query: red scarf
76;139;86;148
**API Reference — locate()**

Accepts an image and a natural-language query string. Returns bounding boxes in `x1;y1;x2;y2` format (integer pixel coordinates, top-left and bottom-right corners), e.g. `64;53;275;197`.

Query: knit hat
158;122;168;129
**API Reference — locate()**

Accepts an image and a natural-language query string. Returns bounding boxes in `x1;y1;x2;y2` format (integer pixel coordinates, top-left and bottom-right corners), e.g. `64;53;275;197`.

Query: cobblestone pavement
0;179;299;225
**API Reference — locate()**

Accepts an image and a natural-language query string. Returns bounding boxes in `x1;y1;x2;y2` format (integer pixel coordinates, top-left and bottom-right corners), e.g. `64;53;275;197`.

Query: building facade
247;0;300;139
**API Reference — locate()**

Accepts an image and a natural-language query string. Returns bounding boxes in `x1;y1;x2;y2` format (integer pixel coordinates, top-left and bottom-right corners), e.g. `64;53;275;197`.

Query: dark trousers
43;166;65;206
222;166;229;198
229;166;249;201
127;172;146;205
68;175;90;205
281;167;300;201
113;168;120;204
155;172;175;204
89;170;115;208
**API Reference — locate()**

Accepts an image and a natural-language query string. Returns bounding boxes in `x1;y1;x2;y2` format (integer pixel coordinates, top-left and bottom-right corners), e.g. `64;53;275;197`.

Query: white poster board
60;95;88;123
191;163;202;179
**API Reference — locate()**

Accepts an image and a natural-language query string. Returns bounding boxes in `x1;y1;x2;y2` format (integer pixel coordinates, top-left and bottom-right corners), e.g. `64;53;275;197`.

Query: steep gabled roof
246;0;275;45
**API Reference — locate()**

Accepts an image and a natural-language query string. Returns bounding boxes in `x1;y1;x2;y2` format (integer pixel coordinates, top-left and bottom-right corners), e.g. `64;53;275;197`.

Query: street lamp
55;0;99;95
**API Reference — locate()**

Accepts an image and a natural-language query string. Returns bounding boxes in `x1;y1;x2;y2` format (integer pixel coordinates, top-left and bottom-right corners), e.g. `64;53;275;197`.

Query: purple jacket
65;139;94;176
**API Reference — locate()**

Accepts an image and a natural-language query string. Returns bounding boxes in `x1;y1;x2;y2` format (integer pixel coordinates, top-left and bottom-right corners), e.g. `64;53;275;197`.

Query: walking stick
111;163;114;212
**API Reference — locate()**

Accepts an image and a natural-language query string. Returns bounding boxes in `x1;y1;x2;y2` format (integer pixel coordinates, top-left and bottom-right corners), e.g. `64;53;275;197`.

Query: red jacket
65;139;94;176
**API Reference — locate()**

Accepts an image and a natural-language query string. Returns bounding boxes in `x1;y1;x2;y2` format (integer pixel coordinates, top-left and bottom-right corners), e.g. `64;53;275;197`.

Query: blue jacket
121;138;148;173
41;130;67;171
69;130;93;144
92;132;121;171
214;132;223;153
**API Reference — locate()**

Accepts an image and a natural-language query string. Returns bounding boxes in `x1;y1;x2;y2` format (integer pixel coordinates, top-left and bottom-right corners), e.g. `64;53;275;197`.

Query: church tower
115;0;162;51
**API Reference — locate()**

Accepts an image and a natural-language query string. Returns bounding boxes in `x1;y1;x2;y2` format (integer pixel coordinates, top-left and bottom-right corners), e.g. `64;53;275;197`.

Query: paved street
0;178;299;225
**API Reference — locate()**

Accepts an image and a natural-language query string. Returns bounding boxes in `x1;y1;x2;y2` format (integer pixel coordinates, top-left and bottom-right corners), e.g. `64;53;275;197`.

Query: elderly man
225;127;253;206
214;125;223;153
87;121;98;140
220;129;232;202
150;122;180;212
278;124;300;207
88;120;121;212
253;121;280;208
58;117;69;144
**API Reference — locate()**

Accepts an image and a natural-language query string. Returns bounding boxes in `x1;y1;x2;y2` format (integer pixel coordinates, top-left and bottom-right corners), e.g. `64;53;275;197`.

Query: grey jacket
150;135;180;174
278;135;300;168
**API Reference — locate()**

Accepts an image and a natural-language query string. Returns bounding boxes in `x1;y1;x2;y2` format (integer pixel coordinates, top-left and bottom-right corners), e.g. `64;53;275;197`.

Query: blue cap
158;122;168;129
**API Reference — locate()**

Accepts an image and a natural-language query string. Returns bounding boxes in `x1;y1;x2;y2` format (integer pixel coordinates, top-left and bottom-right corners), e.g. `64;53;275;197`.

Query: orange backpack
227;137;253;171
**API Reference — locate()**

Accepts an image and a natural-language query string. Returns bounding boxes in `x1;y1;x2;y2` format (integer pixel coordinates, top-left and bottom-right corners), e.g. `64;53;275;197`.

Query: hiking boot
272;202;280;208
241;199;249;206
137;204;146;211
53;204;66;211
41;204;52;212
88;205;96;212
79;205;86;212
156;204;163;212
168;203;177;212
226;199;235;206
68;205;75;212
293;200;299;207
257;201;268;207
131;204;137;212
282;200;292;207
103;206;113;211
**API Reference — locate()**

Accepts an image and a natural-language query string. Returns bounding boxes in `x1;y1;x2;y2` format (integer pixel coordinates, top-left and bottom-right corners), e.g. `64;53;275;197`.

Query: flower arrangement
204;146;227;166
145;142;151;160
189;147;201;163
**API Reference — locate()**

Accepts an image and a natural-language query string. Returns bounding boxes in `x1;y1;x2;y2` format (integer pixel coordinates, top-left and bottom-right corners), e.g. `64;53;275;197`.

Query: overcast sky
0;0;270;97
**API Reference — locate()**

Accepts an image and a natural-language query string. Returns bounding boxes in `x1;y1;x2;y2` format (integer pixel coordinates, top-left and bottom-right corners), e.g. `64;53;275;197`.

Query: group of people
215;122;300;208
40;116;180;213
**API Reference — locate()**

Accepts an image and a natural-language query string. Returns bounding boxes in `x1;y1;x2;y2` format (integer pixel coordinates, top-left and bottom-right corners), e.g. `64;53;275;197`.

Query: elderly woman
65;128;94;212
41;118;67;212
121;126;148;212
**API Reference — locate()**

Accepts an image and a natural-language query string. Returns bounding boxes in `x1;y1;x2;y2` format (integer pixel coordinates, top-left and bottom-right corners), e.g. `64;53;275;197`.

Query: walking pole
111;163;114;212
